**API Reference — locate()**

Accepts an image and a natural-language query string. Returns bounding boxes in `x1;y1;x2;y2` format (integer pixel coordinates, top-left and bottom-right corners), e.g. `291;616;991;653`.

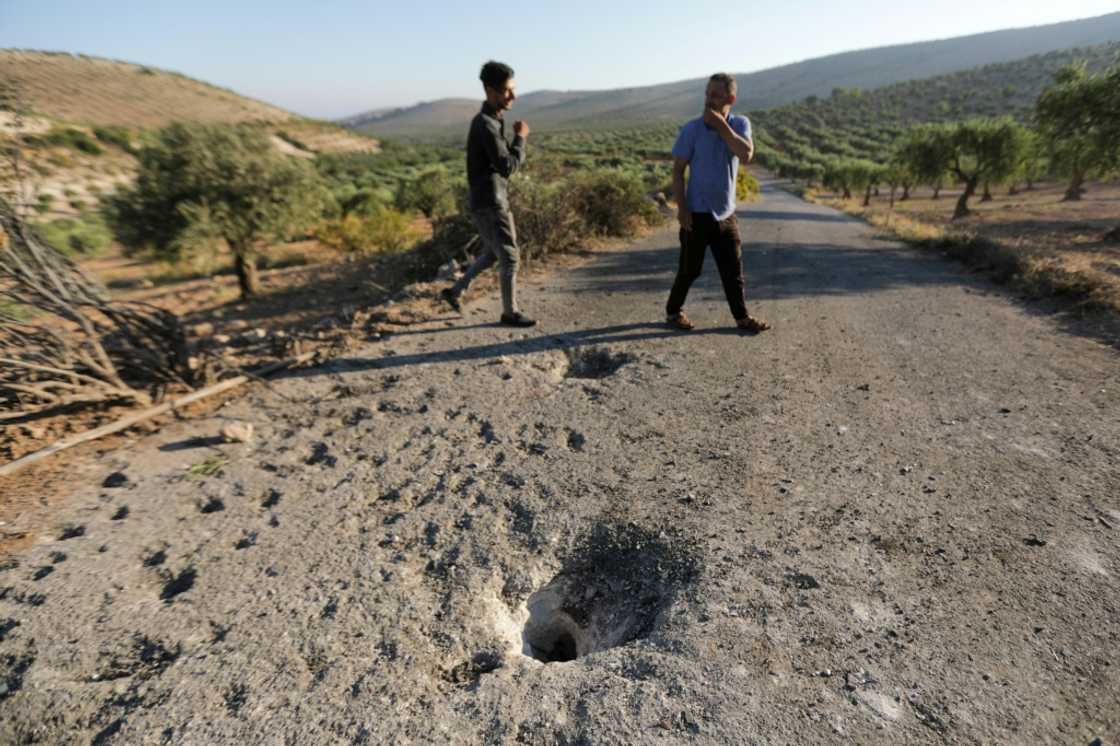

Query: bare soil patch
813;179;1120;314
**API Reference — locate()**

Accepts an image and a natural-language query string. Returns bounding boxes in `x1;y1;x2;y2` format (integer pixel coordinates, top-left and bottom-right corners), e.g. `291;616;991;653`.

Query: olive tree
905;119;1027;220
1035;62;1120;201
107;123;329;299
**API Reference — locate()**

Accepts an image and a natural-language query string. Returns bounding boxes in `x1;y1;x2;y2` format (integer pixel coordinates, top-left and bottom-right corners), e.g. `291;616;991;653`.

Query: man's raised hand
702;108;724;128
513;120;530;138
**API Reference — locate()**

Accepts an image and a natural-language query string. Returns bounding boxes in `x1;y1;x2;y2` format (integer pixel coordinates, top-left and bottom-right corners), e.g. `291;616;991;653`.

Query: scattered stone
435;259;461;281
1023;536;1047;547
306;442;337;468
159;566;197;602
221;421;254;444
191;322;215;337
102;472;129;489
261;489;281;509
785;572;820;590
58;525;85;540
111;506;129;521
199;497;225;514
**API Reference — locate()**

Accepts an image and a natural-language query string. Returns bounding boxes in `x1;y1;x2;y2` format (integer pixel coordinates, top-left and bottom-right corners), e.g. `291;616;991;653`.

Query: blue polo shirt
671;114;752;221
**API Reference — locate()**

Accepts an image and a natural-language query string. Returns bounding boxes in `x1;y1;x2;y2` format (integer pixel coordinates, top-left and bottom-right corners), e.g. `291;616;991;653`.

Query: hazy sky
2;1;1117;118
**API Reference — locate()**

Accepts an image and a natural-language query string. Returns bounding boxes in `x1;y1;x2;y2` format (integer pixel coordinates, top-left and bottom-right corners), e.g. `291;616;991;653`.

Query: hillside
348;11;1120;137
752;41;1120;170
0;50;295;127
1;51;380;227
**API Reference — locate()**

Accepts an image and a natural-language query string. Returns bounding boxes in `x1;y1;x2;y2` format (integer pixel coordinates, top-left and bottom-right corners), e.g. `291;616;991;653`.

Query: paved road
2;179;1117;744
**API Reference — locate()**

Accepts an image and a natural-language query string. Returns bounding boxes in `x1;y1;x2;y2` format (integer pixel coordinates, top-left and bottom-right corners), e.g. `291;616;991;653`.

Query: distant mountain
348;11;1120;137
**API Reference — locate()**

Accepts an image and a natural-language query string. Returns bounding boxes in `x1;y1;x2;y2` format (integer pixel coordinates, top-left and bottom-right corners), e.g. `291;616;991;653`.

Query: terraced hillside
0;50;293;127
752;42;1120;169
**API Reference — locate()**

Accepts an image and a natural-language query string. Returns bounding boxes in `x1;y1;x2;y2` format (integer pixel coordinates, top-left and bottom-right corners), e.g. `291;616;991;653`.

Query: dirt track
1;178;1117;744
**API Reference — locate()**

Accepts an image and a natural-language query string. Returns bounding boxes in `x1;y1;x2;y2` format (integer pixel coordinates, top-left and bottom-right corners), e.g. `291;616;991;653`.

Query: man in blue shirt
666;73;770;334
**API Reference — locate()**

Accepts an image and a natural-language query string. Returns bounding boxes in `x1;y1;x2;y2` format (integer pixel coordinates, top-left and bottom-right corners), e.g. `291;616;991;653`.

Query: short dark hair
708;73;737;96
480;61;514;90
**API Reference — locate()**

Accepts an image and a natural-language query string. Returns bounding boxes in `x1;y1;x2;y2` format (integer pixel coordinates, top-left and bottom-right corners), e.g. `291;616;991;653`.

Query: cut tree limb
0;351;318;477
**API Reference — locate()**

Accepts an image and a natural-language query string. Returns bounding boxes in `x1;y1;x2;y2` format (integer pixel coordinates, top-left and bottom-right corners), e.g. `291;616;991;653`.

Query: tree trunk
932;184;941;200
952;178;977;220
1106;226;1120;242
900;185;911;201
842;187;851;200
873;186;880;197
234;249;260;299
980;181;993;203
1008;183;1018;196
1063;169;1085;201
889;187;896;209
1025;178;1035;191
863;184;872;207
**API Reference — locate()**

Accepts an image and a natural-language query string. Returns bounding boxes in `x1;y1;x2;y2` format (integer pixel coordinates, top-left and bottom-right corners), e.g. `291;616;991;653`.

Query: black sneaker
440;287;462;312
500;312;537;327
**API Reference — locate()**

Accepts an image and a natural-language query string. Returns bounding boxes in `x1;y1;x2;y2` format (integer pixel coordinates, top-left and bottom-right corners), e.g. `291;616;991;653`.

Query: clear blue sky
2;1;1117;118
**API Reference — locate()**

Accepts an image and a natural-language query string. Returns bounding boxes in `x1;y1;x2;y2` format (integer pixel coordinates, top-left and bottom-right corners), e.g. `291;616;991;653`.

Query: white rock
221;421;254;444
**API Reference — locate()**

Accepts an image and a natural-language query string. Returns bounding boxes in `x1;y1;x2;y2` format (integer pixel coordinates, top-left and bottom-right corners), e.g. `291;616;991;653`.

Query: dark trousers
666;213;749;320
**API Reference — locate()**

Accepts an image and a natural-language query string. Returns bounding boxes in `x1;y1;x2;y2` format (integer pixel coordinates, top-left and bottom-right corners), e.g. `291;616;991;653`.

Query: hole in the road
563;346;636;380
520;524;699;663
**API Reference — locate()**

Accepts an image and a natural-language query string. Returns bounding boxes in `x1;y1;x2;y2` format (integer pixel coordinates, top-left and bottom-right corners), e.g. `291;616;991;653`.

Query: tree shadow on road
568;241;983;300
274;322;747;378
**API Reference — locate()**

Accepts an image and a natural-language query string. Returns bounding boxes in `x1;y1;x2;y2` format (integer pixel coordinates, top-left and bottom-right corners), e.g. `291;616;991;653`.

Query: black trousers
666;213;749;320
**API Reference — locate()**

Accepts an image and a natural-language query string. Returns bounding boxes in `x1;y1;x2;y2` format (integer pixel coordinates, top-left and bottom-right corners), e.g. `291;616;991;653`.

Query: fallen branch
0;351;317;477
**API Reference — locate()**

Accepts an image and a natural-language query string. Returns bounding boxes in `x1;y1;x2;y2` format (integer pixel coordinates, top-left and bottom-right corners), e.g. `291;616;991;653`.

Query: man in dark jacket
442;60;536;327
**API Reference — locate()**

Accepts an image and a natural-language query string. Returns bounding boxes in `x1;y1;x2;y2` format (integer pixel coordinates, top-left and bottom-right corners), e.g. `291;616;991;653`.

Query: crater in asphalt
520;524;699;663
563;346;636;380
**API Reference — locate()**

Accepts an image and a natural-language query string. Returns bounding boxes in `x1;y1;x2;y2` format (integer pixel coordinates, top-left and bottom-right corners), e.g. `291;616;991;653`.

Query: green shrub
316;207;419;254
395;168;456;219
69;199;86;211
341;187;390;217
38;127;103;155
508;179;585;259
736;170;761;201
568;170;661;237
36;213;113;256
92;125;136;154
34;193;55;215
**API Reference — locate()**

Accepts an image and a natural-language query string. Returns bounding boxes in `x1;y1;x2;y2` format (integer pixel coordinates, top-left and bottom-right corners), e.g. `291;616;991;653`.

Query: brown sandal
666;313;695;331
736;316;771;334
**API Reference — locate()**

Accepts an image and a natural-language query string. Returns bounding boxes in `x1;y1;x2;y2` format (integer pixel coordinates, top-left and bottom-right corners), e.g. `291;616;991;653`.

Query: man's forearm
712;118;754;162
672;169;687;212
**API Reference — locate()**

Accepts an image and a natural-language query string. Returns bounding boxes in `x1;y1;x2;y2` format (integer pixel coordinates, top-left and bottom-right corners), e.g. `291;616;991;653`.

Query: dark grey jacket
466;102;526;211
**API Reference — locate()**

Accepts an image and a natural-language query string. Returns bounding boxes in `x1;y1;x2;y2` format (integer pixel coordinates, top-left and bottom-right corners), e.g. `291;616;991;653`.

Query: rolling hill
348;11;1120;137
0;50;294;127
752;41;1120;170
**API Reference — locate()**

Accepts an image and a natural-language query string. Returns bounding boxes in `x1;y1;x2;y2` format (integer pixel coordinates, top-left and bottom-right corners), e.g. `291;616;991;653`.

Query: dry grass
811;179;1120;314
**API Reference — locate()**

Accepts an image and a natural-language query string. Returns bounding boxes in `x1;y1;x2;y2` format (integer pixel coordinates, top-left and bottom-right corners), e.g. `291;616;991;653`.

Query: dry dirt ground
0;177;1117;745
815;179;1120;314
